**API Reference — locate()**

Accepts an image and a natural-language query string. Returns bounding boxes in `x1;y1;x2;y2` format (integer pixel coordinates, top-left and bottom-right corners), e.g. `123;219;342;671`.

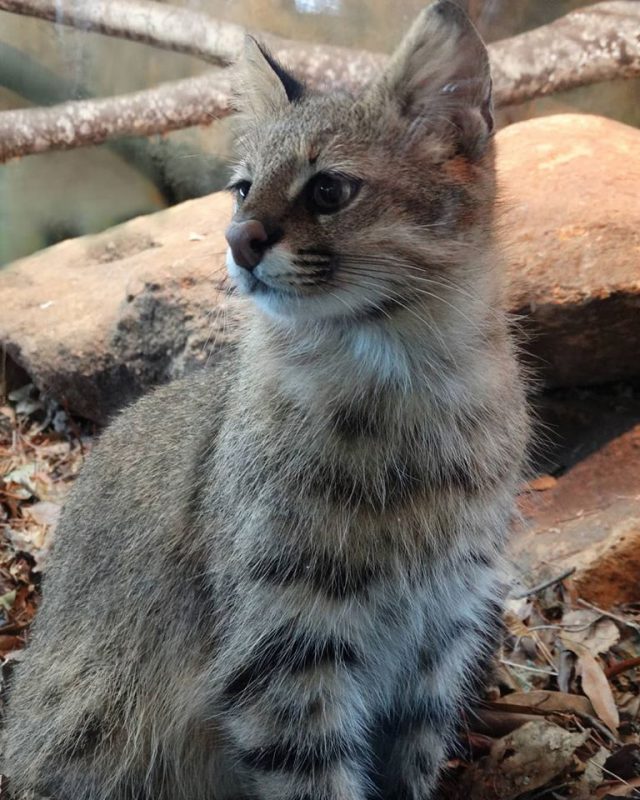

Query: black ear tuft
256;43;306;103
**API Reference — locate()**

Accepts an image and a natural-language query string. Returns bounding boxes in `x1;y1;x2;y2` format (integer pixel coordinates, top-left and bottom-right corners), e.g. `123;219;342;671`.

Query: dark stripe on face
223;623;361;699
240;733;360;774
248;550;379;600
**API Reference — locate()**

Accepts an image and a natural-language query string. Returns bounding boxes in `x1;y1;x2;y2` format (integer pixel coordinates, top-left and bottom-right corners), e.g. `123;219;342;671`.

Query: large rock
497;114;640;387
513;422;640;608
1;114;639;422
0;193;242;422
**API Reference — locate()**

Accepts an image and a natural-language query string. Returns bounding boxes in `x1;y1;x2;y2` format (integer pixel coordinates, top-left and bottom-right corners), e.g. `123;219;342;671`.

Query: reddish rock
0;193;242;422
0;114;639;421
513;423;640;608
497;114;640;387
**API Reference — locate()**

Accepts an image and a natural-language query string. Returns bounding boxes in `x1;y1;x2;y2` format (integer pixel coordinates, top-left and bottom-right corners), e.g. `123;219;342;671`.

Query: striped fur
2;3;528;799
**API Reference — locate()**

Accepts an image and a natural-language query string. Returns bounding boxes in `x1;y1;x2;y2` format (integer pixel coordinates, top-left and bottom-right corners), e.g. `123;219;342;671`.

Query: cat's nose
225;219;269;272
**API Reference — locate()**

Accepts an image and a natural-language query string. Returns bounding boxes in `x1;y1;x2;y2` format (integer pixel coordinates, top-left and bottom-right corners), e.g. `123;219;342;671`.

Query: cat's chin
249;288;356;325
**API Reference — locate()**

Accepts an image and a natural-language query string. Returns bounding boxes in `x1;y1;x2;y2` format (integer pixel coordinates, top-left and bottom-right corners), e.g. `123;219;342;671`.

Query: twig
490;1;640;106
500;659;559;676
0;0;385;93
598;760;639;790
0;621;30;636
578;598;640;633
527;784;572;800
582;715;621;746
605;656;640;680
4;0;640;104
510;567;576;600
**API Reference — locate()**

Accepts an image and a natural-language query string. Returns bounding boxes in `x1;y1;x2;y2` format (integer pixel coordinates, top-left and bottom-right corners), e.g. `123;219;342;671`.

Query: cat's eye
229;180;252;202
307;173;360;215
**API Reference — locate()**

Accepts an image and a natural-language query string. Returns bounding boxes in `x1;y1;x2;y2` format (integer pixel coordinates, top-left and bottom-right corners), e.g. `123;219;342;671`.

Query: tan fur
2;3;528;799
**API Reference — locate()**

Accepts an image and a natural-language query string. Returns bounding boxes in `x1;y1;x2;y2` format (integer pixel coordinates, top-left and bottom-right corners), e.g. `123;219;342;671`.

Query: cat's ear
377;0;493;157
234;37;305;118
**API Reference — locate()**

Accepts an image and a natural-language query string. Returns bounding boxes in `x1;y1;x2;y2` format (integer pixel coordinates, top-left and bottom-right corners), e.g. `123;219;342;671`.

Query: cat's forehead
238;93;363;174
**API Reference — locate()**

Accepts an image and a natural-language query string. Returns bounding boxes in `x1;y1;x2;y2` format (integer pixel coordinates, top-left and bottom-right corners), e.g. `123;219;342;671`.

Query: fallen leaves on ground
0;387;92;661
442;580;640;798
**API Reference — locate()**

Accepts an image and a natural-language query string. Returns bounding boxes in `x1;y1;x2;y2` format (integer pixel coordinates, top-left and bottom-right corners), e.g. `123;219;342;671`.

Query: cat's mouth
227;246;399;323
228;246;335;298
241;271;271;294
244;273;297;298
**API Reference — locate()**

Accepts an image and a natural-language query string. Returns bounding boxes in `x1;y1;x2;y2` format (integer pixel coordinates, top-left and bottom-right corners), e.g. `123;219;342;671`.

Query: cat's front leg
218;617;372;800
376;672;452;800
379;580;505;799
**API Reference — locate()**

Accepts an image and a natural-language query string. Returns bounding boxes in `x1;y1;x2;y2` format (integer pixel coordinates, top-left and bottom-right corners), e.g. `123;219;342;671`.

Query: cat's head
225;0;495;325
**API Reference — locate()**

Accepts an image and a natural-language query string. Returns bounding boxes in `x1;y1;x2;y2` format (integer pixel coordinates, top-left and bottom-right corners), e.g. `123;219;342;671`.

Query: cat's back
8;361;233;651
50;362;232;579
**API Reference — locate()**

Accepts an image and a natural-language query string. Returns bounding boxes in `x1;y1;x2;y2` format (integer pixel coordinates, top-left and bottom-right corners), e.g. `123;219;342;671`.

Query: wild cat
2;2;528;799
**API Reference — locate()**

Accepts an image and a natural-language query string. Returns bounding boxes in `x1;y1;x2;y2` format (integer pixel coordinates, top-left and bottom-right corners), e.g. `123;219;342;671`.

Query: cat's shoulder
69;361;234;505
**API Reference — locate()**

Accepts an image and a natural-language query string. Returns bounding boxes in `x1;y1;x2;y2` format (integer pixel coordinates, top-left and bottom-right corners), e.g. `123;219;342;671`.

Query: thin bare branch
0;73;231;161
0;0;638;163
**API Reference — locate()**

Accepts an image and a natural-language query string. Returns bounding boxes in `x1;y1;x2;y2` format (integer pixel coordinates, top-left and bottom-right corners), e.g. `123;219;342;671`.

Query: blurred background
1;0;639;266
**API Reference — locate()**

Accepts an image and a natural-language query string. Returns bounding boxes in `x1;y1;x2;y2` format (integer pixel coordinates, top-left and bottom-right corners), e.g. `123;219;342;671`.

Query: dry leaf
573;746;609;800
470;708;541;737
561;636;620;732
617;693;640;718
493;689;595;717
596;775;640;797
3;463;39;495
563;609;621;656
462;720;589;800
0;634;24;658
25;501;61;532
604;745;640;782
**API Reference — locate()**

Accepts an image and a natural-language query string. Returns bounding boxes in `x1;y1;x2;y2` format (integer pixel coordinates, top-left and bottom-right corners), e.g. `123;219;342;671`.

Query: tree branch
0;73;231;161
0;0;638;163
0;0;245;66
490;1;640;106
0;0;385;86
0;41;229;200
